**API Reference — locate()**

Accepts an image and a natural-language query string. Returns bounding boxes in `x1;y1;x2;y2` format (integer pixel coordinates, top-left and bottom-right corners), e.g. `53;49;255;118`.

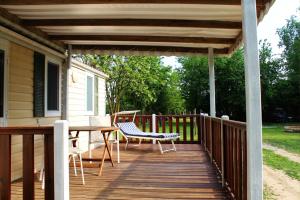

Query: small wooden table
69;126;119;176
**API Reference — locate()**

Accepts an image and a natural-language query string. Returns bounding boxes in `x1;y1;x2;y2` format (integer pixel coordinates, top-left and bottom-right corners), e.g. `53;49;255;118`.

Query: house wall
68;62;107;151
2;39;63;180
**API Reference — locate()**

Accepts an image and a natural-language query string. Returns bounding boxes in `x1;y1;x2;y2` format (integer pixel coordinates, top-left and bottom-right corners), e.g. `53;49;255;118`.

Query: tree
277;15;300;120
177;56;210;114
259;40;284;121
75;54;185;114
178;50;246;120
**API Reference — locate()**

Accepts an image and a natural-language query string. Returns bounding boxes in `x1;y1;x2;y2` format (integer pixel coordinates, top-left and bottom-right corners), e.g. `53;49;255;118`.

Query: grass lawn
263;149;300;181
263;124;300;154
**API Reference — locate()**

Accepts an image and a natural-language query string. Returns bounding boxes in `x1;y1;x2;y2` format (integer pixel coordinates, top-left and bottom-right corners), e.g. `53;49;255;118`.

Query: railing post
210;116;213;163
152;114;156;144
221;115;229;187
54;120;69;200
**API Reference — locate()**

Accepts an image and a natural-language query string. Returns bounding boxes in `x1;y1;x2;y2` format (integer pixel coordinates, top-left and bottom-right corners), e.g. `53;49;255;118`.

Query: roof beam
49;35;235;44
0;7;65;53
71;45;229;54
23;19;242;29
0;0;264;6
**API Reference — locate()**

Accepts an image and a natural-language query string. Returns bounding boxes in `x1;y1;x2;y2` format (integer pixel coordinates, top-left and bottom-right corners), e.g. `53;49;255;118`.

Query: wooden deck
11;144;227;199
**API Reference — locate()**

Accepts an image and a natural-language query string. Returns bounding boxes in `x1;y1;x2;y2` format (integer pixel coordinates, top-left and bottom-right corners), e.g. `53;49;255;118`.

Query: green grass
263;149;300;181
263;124;300;154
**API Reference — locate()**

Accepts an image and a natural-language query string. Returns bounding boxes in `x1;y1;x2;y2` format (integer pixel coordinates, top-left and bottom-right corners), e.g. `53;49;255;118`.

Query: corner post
54;120;69;200
242;0;263;199
208;48;216;117
62;44;72;120
152;114;156;144
221;115;229;187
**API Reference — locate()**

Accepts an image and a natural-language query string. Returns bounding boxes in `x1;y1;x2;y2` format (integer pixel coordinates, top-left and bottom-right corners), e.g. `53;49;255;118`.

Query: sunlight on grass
263;125;300;154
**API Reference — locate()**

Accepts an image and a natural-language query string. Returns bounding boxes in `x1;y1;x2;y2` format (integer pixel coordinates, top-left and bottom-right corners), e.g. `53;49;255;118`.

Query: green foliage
177;56;209;113
263;149;300;180
263;125;300;154
259;40;285;121
74;55;184;114
277;16;300;120
178;50;246;120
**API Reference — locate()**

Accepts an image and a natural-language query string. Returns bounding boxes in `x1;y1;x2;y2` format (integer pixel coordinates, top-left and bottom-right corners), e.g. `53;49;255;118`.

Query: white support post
242;0;263;199
152;114;156;144
54;120;69;200
208;48;216;117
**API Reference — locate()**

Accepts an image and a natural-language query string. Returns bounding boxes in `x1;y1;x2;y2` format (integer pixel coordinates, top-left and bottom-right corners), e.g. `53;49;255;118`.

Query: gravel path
264;165;300;200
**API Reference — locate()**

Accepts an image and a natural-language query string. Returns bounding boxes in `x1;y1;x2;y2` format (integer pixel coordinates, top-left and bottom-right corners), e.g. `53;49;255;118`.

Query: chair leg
78;153;85;185
39;167;44;181
117;133;120;163
42;171;45;190
157;141;164;154
72;155;77;176
125;139;129;150
171;140;176;151
110;143;113;158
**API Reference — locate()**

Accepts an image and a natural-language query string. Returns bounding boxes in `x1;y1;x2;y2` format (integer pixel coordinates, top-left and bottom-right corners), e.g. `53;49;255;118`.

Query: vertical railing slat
197;115;201;144
44;133;54;200
190;116;194;143
23;134;35;200
168;116;173;133
162;116;166;133
183;117;187;142
0;134;11;200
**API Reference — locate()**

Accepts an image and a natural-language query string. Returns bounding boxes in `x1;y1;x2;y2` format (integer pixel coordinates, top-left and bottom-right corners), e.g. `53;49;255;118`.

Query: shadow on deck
12;144;227;199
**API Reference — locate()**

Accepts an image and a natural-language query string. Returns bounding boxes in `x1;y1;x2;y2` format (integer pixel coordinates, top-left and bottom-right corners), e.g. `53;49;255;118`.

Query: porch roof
0;0;274;56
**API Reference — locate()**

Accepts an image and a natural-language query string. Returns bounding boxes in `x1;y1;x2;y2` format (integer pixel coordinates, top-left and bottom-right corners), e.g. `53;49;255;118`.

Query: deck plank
11;144;227;199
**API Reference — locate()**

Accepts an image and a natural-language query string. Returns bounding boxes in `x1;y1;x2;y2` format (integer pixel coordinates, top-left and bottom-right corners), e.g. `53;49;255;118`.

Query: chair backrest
117;122;144;136
89;115;111;127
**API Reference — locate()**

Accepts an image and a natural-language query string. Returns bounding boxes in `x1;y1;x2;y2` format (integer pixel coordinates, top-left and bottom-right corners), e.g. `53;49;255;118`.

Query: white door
0;39;9;127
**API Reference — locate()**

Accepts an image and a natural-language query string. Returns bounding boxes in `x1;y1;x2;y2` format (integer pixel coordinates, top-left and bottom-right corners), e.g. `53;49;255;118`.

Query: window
86;75;94;114
0;50;4;118
45;61;60;116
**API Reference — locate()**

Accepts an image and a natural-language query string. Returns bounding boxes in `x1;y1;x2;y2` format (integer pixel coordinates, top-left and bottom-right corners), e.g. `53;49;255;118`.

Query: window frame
0;39;9;127
85;72;95;115
44;57;61;117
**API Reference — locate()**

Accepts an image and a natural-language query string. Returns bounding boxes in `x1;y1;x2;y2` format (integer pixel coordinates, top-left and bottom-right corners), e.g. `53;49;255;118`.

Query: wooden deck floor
12;144;227;199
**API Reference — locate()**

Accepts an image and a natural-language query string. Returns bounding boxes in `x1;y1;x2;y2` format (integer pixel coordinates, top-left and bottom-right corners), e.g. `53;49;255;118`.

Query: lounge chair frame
113;110;179;154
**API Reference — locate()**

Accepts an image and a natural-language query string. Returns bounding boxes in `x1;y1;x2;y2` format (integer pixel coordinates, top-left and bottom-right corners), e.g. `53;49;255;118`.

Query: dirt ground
264;165;300;200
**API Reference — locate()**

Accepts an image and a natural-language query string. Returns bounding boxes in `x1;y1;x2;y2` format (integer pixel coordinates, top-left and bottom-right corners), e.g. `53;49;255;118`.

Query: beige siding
7;43;60;181
68;64;107;151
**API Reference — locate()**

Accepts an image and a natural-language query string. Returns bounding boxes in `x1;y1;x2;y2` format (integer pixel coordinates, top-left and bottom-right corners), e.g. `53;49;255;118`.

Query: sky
162;0;300;68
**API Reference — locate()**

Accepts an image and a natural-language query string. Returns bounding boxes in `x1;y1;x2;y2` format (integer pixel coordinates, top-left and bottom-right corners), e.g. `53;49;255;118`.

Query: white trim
45;57;62;117
0;38;9;127
85;72;94;116
72;59;109;79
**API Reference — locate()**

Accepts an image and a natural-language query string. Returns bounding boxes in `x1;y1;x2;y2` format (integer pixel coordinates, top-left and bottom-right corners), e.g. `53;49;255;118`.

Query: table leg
98;131;115;176
98;143;107;176
103;132;114;167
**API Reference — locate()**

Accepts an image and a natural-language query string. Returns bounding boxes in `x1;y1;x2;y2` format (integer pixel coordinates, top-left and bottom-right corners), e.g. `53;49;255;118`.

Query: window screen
0;50;4;118
47;62;59;111
86;76;93;112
